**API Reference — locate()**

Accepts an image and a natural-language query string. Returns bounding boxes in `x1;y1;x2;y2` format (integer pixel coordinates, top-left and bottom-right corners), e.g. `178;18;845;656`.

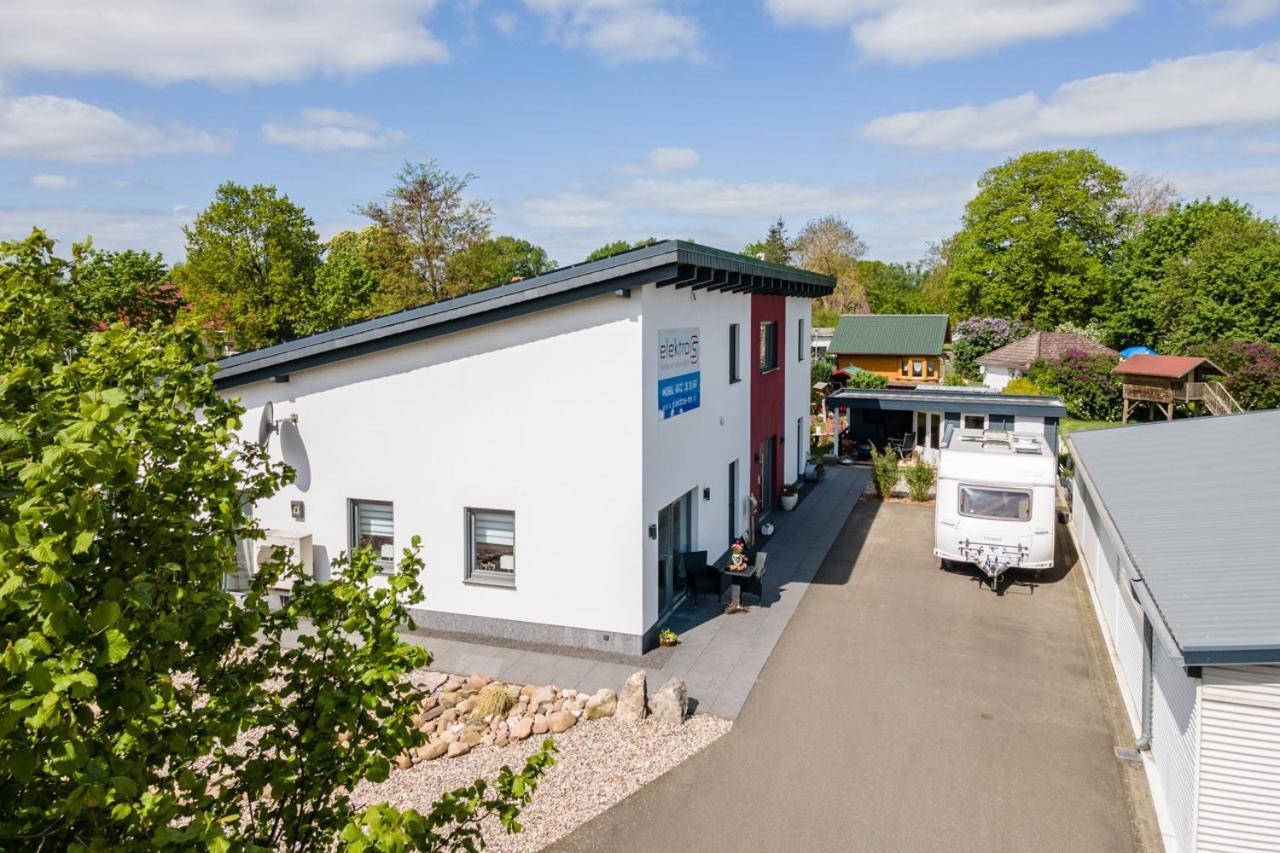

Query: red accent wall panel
750;294;786;512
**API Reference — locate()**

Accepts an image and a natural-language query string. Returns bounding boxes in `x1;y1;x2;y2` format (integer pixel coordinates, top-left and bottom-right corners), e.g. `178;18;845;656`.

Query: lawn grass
1061;418;1125;435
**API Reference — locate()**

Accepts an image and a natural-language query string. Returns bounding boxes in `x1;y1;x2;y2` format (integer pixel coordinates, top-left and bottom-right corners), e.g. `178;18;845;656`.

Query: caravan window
958;486;1031;521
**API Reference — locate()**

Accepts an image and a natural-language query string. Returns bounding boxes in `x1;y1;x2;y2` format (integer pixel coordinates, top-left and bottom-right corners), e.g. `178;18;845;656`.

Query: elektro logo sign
657;327;701;420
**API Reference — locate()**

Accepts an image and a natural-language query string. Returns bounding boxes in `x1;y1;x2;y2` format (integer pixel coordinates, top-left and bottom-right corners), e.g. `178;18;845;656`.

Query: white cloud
492;11;518;33
29;173;79;190
862;44;1280;149
262;109;407;152
763;0;1134;63
1172;165;1280;197
0;0;448;86
0;205;194;258
616;147;700;174
1197;0;1280;24
521;0;702;62
0;95;231;163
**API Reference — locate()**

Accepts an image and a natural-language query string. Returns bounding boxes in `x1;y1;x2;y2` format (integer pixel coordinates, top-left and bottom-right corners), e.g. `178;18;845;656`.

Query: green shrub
1003;377;1043;395
1027;350;1122;420
869;444;901;498
904;460;935;502
841;368;889;389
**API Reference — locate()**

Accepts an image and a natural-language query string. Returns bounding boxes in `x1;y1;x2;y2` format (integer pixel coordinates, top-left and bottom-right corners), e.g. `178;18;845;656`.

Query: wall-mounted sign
658;327;701;420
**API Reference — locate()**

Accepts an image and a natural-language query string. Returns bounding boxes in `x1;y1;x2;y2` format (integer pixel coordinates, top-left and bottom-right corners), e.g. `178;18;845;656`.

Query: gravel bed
350;714;731;851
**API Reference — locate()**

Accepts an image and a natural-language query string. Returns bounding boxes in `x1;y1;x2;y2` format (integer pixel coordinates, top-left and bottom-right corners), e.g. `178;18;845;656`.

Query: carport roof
823;387;1067;418
1067;410;1280;665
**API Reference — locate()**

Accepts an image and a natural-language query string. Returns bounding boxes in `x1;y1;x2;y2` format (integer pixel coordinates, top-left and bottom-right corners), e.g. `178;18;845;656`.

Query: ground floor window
988;413;1014;431
963;414;985;430
466;508;515;586
351;500;394;571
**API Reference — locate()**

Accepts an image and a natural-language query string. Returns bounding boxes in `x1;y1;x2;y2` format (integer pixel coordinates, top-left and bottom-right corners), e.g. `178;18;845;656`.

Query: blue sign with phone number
658;371;701;419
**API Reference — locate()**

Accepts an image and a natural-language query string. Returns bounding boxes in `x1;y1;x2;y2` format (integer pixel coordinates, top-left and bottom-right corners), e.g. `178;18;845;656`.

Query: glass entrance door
914;411;943;449
657;489;694;616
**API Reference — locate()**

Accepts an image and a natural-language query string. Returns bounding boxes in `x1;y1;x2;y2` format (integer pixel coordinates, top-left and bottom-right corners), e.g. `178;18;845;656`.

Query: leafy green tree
947;149;1128;328
793;215;867;318
175;181;323;351
447;236;556;291
305;228;384;334
585;238;658;262
358;160;493;310
859;260;941;315
68;244;182;331
0;231;552;849
742;218;791;264
1105;198;1280;350
1027;351;1123;421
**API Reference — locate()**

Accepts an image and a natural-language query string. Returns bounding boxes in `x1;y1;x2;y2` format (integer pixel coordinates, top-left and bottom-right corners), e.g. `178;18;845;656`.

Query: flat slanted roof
823;387;1067;418
215;239;834;389
1068;410;1280;665
828;314;950;356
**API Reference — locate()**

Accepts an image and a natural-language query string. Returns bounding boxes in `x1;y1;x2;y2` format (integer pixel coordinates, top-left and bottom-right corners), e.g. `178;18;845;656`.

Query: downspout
1137;613;1154;751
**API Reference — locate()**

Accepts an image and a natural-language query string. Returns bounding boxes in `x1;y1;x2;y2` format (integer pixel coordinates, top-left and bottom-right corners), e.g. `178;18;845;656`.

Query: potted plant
780;483;799;511
658;628;679;647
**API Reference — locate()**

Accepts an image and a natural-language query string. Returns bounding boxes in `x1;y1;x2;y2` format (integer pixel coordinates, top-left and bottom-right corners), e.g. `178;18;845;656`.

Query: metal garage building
1067;411;1280;853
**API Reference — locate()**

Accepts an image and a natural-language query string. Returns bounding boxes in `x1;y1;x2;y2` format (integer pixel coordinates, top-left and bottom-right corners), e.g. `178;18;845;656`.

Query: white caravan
934;428;1056;588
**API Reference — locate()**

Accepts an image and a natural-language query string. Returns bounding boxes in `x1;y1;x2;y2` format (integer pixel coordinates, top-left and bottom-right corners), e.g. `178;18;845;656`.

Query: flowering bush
1197;340;1280;411
952;316;1029;380
1027;349;1123;420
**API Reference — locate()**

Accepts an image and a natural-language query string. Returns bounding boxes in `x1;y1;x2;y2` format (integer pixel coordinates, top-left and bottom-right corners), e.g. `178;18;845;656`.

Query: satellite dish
257;401;276;448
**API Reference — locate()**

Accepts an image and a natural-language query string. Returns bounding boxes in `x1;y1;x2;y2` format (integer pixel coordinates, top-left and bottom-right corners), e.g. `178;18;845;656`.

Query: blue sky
2;0;1279;266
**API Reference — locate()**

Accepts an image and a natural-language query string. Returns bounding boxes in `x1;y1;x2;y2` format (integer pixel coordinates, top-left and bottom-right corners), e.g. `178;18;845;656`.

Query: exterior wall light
703;487;711;501
648;524;657;540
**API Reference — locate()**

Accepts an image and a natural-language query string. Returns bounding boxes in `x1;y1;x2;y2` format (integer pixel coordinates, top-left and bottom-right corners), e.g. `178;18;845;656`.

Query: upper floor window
798;318;806;361
351;500;394;571
759;321;777;372
729;323;741;384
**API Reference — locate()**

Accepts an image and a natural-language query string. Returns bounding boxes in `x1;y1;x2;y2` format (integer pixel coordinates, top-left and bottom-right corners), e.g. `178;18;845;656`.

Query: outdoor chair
739;552;767;605
681;551;721;604
890;432;917;460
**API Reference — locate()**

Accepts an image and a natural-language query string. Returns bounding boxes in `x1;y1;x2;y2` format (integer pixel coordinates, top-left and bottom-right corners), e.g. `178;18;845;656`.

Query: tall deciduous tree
447;235;556;291
792;215;868;319
175;182;322;351
1104;198;1280;350
947;149;1128;329
584;238;658;262
358;160;493;310
68;244;182;331
305;228;384;335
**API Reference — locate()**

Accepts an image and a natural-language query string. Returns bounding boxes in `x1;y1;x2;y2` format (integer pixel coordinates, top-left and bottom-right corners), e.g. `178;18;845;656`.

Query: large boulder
583;688;618;720
532;714;549;735
546;709;577;733
510;716;534;741
649;677;688;726
617;671;647;722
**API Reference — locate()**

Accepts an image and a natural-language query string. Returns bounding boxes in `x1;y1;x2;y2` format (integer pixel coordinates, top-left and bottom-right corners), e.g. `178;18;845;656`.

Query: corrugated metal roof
215;239;833;388
1112;354;1209;378
1068;410;1280;663
977;331;1117;369
828;314;950;356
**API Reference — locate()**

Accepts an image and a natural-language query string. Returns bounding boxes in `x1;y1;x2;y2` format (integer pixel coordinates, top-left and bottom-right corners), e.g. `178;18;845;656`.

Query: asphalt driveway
555;498;1155;852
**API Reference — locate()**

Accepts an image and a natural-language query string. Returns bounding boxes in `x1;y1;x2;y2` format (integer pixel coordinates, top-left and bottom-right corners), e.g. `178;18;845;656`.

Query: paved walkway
555;500;1152;853
402;466;869;719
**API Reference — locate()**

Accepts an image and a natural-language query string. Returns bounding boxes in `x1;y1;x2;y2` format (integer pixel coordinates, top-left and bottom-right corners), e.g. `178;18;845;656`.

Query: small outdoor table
720;559;764;613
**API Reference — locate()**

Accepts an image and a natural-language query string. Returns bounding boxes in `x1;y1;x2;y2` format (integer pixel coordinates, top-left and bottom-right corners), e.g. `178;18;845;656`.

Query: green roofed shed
828;314;950;356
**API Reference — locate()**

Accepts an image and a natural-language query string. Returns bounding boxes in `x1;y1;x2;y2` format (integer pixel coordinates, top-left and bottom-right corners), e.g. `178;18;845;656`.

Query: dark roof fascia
216;240;833;389
824;389;1067;418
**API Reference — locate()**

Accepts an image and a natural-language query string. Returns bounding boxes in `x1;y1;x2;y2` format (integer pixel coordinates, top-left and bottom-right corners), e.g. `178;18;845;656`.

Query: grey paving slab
556;498;1157;853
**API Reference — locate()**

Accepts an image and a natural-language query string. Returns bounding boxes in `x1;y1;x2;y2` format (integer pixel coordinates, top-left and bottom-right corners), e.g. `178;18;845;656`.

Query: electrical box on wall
290;500;305;521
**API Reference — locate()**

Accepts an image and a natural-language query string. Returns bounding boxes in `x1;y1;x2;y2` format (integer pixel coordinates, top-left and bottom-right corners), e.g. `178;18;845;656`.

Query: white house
976;331;1117;391
1067;412;1280;853
216;241;832;655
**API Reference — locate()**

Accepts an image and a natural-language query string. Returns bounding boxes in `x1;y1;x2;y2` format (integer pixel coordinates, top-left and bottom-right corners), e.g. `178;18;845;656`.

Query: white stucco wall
228;292;647;638
785;297;812;485
640;284;752;632
981;365;1015;391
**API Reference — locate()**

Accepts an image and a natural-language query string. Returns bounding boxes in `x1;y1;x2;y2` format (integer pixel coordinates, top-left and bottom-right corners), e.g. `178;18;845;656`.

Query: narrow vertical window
727;459;738;545
759;321;777;372
798;318;806;361
350;500;394;571
729;323;741;384
466;508;515;586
